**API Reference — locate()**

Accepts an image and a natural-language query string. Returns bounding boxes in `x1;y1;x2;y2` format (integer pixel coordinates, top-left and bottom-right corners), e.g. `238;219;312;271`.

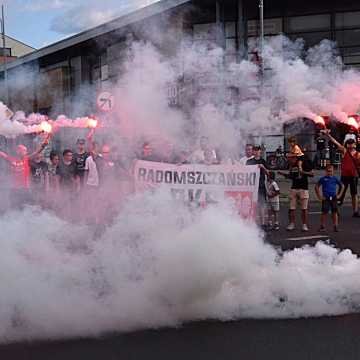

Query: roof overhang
0;0;191;72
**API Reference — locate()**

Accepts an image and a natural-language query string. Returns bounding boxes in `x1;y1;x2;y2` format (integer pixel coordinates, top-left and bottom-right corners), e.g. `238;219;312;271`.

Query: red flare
40;121;52;133
87;118;98;128
347;116;359;130
313;115;326;127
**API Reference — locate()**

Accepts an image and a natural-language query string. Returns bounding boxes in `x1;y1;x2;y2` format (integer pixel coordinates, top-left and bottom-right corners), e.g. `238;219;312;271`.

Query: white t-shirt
238;155;254;165
190;149;217;163
344;133;357;144
266;180;280;204
85;156;99;187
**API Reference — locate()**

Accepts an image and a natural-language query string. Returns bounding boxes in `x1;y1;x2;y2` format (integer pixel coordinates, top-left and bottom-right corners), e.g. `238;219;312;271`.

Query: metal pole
1;4;9;104
259;0;264;75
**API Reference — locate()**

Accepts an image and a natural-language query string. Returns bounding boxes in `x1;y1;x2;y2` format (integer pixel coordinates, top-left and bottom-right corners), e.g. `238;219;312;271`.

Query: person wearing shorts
279;155;314;232
315;164;344;232
323;130;360;217
266;171;280;230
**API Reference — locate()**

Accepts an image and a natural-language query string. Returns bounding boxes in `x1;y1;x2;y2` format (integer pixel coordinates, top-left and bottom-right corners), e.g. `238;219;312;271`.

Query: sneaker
352;212;360;218
286;223;295;231
273;224;280;231
302;224;309;232
319;225;325;232
334;226;339;232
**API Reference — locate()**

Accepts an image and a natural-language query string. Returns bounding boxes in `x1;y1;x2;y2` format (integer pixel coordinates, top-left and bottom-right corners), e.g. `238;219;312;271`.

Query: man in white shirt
190;136;217;164
84;150;100;223
239;144;254;165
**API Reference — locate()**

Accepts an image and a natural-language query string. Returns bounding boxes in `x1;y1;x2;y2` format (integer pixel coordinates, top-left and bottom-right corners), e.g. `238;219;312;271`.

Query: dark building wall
1;0;360;115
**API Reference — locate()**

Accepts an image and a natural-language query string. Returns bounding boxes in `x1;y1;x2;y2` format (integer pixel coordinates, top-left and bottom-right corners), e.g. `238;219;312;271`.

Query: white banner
134;160;260;219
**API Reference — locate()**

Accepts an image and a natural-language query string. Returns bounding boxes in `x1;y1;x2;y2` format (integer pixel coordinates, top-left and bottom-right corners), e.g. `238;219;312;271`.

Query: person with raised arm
322;129;360;217
0;134;51;208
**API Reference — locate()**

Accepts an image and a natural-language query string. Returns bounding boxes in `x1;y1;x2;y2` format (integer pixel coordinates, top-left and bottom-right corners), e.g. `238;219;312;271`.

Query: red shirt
9;156;31;189
342;151;359;177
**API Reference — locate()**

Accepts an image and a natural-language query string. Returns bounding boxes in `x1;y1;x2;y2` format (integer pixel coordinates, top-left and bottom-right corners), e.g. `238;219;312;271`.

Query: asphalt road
1;202;360;360
267;202;360;254
1;315;360;360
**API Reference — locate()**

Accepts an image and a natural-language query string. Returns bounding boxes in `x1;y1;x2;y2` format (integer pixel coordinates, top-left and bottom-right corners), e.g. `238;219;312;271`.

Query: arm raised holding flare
321;129;346;154
0;132;51;162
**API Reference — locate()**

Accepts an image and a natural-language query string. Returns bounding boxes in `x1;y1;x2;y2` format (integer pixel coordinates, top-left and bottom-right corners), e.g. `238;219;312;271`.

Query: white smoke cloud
0;192;360;344
2;25;360;345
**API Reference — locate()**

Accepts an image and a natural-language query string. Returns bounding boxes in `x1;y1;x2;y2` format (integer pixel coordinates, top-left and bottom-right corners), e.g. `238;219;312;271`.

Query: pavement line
285;235;329;241
309;211;322;215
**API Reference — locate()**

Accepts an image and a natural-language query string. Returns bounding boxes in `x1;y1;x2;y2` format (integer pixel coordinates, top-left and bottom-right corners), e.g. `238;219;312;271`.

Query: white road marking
285;235;329;241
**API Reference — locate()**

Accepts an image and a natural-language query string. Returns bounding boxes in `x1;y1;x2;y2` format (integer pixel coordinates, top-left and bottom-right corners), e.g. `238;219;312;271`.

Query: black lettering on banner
164;171;173;184
210;172;217;185
226;172;236;186
171;188;185;200
195;171;203;185
156;170;164;183
188;171;195;184
218;173;226;185
188;189;202;202
250;172;256;186
138;168;146;181
237;172;244;186
147;169;155;182
174;171;186;184
203;172;210;185
245;172;256;186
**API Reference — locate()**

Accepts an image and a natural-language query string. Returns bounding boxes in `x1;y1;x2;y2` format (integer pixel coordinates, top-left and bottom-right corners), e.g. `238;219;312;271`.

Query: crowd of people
246;131;360;232
0;128;359;232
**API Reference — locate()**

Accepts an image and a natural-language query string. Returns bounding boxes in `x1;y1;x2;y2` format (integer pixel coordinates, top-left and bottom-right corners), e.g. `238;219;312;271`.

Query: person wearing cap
73;128;95;187
279;150;314;232
323;130;360;217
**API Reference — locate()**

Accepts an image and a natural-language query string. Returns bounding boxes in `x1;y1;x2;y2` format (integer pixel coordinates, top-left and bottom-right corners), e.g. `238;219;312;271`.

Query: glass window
226;38;237;53
287;14;330;32
0;48;11;57
288;31;331;47
247;18;283;37
193;23;217;40
336;12;360;28
343;54;360;64
336;29;360;47
225;22;236;38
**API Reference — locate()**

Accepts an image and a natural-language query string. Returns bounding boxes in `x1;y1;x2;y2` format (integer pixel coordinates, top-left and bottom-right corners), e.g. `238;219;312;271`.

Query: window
336;29;360;47
0;47;11;57
247;18;283;37
287;14;330;32
288;31;331;47
336;11;360;28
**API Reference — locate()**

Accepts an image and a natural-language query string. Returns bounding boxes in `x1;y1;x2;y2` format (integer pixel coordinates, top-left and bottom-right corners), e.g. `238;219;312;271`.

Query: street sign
96;91;115;112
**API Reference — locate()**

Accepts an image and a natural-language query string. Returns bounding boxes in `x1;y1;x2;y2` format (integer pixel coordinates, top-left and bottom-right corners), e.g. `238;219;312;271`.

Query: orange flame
40;121;52;133
87;118;98;128
346;116;359;130
314;115;326;127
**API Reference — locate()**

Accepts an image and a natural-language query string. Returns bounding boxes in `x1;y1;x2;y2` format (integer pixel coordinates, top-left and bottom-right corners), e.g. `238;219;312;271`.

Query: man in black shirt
57;149;79;191
30;152;48;204
73;138;89;185
279;155;314;231
247;145;270;229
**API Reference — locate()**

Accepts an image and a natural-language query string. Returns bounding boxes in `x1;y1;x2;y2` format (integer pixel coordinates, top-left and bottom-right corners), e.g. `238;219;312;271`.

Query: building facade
0;0;360;116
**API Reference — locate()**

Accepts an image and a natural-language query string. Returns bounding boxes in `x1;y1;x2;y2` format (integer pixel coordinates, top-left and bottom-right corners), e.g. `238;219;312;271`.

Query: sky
1;0;160;49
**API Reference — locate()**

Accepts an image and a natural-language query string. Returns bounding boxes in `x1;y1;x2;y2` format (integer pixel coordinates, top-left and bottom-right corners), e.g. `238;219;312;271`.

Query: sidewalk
276;168;355;204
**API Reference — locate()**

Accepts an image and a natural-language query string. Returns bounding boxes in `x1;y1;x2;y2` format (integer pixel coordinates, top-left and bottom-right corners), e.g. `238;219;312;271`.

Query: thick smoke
1;193;360;344
1;31;360;344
